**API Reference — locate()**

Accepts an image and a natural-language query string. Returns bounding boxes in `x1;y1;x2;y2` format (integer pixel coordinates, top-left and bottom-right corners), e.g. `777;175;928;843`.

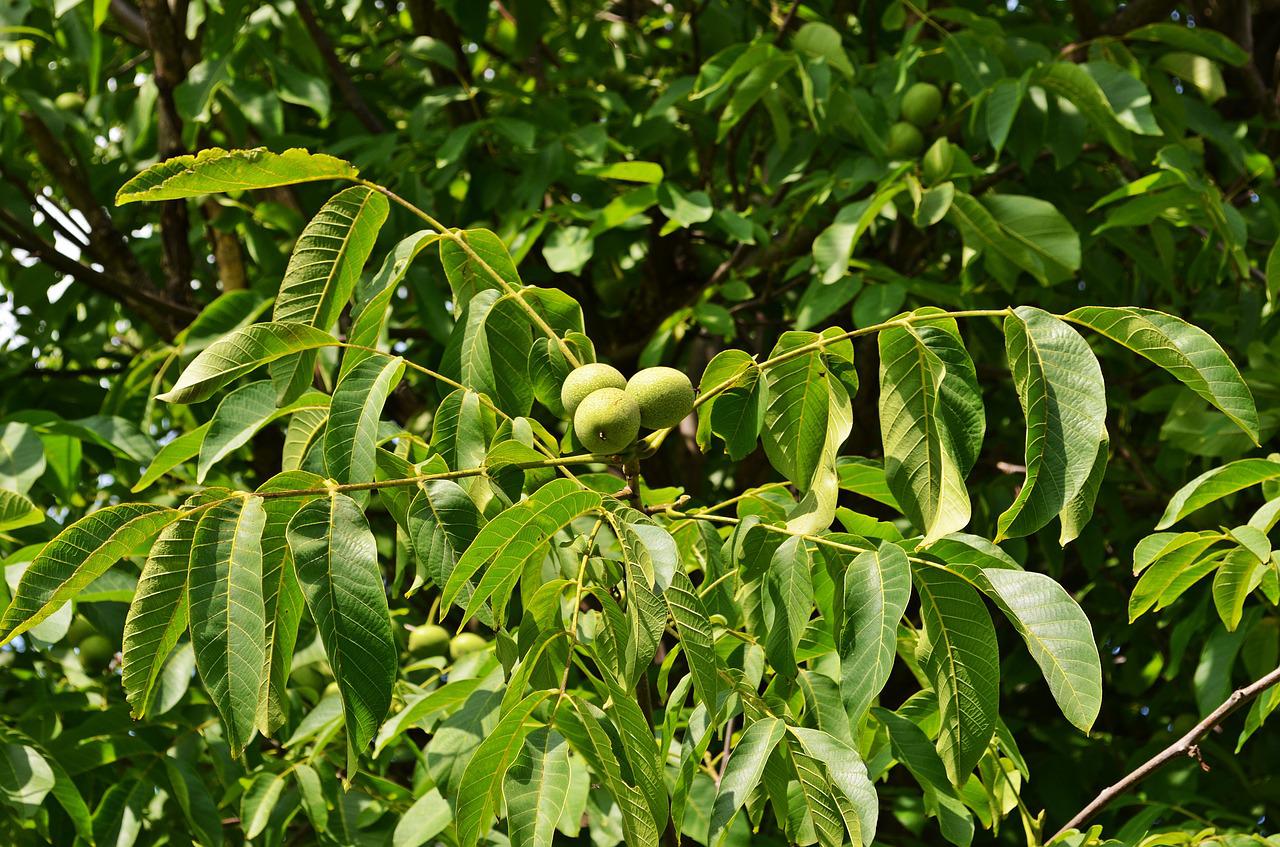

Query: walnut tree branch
295;0;387;134
1051;662;1280;842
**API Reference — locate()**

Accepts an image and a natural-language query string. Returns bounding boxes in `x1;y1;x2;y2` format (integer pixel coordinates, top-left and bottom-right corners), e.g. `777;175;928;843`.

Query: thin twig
1051;663;1280;841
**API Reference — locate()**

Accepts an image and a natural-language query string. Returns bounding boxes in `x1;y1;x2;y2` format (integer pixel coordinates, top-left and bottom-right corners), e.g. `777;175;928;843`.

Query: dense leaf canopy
2;2;1280;847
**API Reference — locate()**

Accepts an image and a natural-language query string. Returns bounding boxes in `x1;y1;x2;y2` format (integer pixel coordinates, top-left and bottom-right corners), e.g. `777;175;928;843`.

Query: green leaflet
1032;62;1135;157
762;331;833;490
133;423;210;492
441;288;535;416
394;788;452;847
198;383;328;482
115;147;358;203
286;493;397;778
323;355;405;492
255;471;321;735
788;726;879;846
440;228;522;311
1059;432;1110;546
709;716;786;847
878;311;984;543
837;541;911;728
407;478;484;595
997;307;1107;540
913;565;999;784
873;707;974;847
454;690;553;847
505;727;573;847
158;322;337;404
763;536;814;678
1155;458;1280;529
0;727;92;842
0;742;54;818
340;230;440;381
283;407;330;472
189;495;268;757
1212;547;1266;632
0;421;46;494
982;568;1102;732
1129;531;1226;620
0;503;179;646
241;769;288;839
163;755;223;847
555;695;659;847
1066;306;1258;442
788;740;850;847
0;488;41;531
270;185;390;401
122;490;225;718
666;569;720;713
946;193;1081;286
374;677;484;756
441;478;601;619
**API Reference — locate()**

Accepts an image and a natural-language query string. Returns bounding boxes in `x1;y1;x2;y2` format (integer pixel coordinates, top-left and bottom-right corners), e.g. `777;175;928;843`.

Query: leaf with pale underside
998;307;1107;540
158;322;337;404
287;493;397;777
122;490;225;718
116;147;358;204
0;503;178;646
189;495;268;757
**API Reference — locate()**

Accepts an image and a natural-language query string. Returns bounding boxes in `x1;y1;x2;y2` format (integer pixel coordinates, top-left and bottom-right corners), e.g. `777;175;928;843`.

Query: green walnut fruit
626;367;695;429
560;363;627;418
921;138;954;184
450;632;488;660
573;387;641;453
886;122;924;159
901;82;942;127
408;624;450;658
55;91;85;111
65;616;96;648
78;634;114;669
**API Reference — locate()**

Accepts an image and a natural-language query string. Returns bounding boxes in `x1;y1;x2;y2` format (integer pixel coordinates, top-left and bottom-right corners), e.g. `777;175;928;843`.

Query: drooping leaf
188;495;268;757
1066;306;1258;442
122;491;224;718
879;311;983;543
505;727;572;847
441;288;535;416
997;307;1108;540
982;567;1102;732
340;230;440;380
789;726;879;846
393;788;452;847
163;755;223;847
1058;432;1110;546
287;493;397;777
0;488;42;532
0;422;46;495
665;569;720;713
455;690;552;847
116;147;358;203
913;565;1000;784
837;540;911;728
873;707;974;847
0;503;179;646
709;716;785;847
158;322;337;404
440;228;522;311
1212;547;1266;632
132;423;210;492
762;331;833;489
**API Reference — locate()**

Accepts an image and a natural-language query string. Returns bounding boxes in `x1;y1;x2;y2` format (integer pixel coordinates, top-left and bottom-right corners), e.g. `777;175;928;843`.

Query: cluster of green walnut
560;363;695;454
885;81;953;182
